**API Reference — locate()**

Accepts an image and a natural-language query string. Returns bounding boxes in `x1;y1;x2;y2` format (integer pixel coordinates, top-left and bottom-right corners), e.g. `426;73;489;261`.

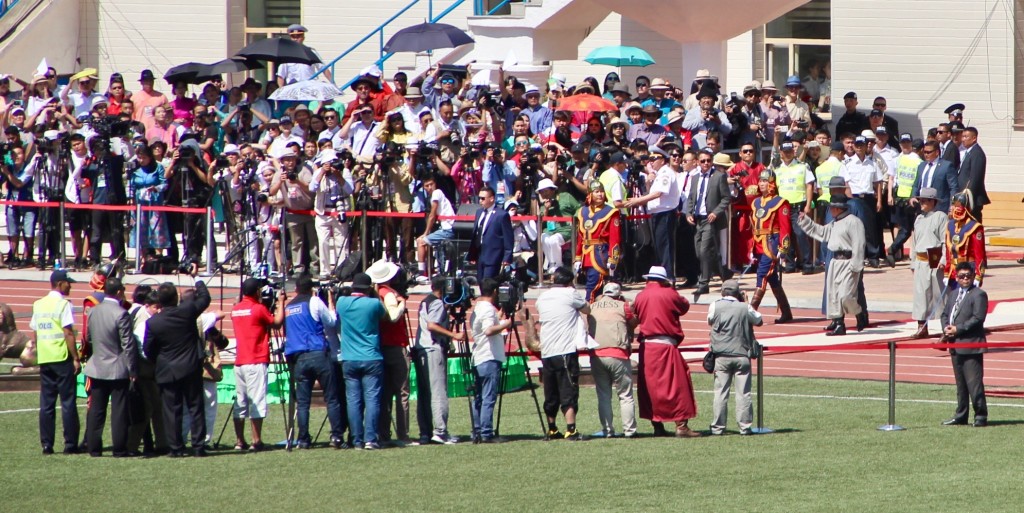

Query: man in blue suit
911;141;959;213
469;186;514;280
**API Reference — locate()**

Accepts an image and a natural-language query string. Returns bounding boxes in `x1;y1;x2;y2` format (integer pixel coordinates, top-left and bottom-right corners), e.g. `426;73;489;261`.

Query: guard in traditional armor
748;170;793;323
944;190;986;287
574;181;622;302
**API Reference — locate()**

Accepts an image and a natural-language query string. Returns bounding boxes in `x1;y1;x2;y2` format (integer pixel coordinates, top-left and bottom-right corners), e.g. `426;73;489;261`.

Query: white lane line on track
765;366;1024;382
768;357;1024;373
693;390;1024;408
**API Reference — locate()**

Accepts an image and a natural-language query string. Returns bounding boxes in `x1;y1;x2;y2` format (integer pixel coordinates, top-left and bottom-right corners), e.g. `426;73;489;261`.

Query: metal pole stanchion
750;343;773;434
360;209;368;271
58;201;66;268
201;206;215;277
878;341;905;431
134;203;143;273
571;214;579;290
534;211;546;288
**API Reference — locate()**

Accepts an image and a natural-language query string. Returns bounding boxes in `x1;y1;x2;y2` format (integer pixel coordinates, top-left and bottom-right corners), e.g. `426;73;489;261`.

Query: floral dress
130;163;171;250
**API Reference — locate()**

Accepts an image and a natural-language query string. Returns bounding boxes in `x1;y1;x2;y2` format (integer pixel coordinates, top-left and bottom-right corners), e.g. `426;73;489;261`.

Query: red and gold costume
944;193;986;286
730;160;764;267
747;170;793;322
574;183;622;301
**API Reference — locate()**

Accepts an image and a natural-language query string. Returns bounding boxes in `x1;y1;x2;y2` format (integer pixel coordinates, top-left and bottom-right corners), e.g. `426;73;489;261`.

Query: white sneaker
415;275;430;285
431;434;458;445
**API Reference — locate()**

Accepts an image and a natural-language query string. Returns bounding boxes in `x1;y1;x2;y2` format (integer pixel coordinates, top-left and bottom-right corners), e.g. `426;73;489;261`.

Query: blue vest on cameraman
284;295;326;356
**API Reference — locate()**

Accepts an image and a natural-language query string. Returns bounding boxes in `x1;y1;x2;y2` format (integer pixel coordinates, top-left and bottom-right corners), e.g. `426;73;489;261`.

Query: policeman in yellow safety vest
31;270;81;455
772;141;816;274
885;134;923;267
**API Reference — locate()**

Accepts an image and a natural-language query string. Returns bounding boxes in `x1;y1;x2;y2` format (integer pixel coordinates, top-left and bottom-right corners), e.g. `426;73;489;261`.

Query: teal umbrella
584;46;655;67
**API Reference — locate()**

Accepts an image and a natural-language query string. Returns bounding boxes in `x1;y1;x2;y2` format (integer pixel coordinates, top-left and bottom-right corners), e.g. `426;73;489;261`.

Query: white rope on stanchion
878;340;905;431
750;342;774;435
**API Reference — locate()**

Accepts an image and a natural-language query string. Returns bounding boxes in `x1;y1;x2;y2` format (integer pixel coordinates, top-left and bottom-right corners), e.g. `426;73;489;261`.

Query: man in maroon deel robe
632;266;701;437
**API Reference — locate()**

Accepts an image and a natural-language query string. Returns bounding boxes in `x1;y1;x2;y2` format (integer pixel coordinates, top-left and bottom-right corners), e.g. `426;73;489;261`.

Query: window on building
246;0;302;83
764;0;831;112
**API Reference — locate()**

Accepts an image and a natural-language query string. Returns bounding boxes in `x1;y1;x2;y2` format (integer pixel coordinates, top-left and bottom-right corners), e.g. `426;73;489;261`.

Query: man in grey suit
686;150;733;298
84;277;137;457
957;127;989;221
940;262;988;427
911;141;959;214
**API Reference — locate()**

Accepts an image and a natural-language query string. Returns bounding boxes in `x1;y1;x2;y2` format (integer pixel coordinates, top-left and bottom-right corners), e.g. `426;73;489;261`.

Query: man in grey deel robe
797;194;865;336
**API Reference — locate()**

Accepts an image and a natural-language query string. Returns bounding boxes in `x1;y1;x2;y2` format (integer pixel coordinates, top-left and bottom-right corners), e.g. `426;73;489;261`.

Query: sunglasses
324;115;338;120
874;103;886;107
956;273;973;279
515;141;529;146
922;149;937;154
289;33;305;39
698;158;712;163
937;130;948;134
636;83;649;88
740;149;754;154
670;154;683;158
440;79;455;84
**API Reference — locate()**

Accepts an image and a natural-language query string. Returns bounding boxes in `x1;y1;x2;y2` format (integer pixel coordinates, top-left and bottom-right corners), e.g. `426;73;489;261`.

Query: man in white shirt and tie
468;186;514;280
910;141;958;214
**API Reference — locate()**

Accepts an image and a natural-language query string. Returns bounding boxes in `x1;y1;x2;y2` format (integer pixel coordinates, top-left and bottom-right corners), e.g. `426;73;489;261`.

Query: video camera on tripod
496;260;530;316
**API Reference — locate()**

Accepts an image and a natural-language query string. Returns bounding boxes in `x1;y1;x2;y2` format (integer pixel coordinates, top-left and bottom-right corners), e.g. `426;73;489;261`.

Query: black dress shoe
823;319;839;331
193;447;209;457
973;418;987;427
825;324;847;336
868;259;880;268
885;253;896;268
168;450;186;458
42;446;54;455
941;417;968;426
679;280;698;289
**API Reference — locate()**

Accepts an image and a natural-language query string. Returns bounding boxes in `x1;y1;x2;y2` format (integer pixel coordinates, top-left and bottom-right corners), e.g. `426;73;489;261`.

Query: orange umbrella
556;93;617;112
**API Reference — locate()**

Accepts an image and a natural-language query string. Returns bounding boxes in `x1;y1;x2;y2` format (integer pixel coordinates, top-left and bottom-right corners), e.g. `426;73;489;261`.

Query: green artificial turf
1;375;1022;512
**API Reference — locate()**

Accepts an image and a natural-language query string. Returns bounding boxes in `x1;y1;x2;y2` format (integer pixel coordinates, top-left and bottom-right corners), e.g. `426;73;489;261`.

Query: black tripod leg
511;326;547;439
457;321;477;442
214;395;237;449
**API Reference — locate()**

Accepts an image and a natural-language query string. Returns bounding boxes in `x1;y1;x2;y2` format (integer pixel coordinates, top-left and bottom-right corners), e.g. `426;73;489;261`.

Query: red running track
4;279;1021;388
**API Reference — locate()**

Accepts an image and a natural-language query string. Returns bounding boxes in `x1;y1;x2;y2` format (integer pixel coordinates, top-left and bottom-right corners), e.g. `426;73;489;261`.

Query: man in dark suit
83;277;136;457
143;274;212;457
940;262;988;427
468;186;514;280
939;122;962;171
911;141;959;213
686;150;733;297
957;127;989;221
81;137;128;265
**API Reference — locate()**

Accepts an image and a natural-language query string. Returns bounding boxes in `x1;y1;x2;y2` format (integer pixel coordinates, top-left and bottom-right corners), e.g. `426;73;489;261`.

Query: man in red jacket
632;266;700;438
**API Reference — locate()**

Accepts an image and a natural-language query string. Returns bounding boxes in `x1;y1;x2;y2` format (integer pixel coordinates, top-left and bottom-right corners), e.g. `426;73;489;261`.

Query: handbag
702;350;716;373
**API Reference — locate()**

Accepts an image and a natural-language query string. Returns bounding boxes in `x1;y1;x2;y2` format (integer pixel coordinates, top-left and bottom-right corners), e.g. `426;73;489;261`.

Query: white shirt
276;63;317;85
677;167;698;213
648;164;681;214
65;89;107;119
875;145;899;178
348;121;378;158
423;117;462;143
470;300;506;366
840;154;884;195
431;188;455;231
694;171;712;216
535;287;588;358
920;159;938;189
394;102;431;135
319;126;345;149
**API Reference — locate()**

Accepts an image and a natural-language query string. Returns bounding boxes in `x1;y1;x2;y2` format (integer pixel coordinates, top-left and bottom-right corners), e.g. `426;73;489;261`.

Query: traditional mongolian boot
771;285;793;324
855;312;869;332
825;319;847;336
912;321;928;339
749;288;767;310
675;421;702;438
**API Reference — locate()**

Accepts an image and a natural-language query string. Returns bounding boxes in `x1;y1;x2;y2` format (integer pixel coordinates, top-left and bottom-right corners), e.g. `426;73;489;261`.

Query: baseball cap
854;136;868;145
602;282;622;298
912;139;925;150
899;133;913;142
287;23;308;33
830;141;845;152
280;115;293;125
869;109;883;117
843;91;857;100
721;279;741;296
570;143;587;153
609;152;628;164
875;126;888;135
780;142;795;151
50;270;76;285
524;84;540;95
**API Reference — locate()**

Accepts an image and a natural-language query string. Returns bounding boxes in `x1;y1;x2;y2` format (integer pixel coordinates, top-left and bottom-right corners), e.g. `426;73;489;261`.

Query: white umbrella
269;79;343;101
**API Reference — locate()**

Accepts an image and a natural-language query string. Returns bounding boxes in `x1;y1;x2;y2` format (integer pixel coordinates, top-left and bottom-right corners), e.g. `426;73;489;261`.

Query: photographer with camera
230;278;285;451
452;141;485;205
80;136;128;266
366;260;412;446
284;274;346;449
220;104;263;146
422;101;463;169
469;277;510;444
270;146;318;275
363;141;416;262
535;266;590;440
310;149;353;279
336;273;389;450
707;280;762;436
2;144;38;268
411;275;464;445
682;84;733;143
165;140;214;269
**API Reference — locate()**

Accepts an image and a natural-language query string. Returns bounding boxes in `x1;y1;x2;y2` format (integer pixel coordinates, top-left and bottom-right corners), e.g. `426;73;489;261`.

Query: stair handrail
0;0;22;18
314;0;469;87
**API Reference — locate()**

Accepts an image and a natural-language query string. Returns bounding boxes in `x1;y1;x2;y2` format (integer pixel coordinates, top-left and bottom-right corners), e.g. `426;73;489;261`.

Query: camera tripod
494;306;547;440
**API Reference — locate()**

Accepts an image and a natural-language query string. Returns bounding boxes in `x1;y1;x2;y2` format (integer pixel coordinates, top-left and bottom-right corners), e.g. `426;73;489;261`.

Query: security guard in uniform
886;134;923;267
32;270;81;454
772;141;816;274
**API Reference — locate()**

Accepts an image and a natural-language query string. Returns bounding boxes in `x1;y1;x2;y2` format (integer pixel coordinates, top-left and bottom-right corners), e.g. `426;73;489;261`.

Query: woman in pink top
170;81;198;126
146;105;180;148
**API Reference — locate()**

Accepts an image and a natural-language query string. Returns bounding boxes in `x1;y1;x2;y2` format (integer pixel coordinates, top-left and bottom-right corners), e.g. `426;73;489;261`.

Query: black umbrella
235;38;321;65
207;57;264;74
382;22;474;53
164;62;218;85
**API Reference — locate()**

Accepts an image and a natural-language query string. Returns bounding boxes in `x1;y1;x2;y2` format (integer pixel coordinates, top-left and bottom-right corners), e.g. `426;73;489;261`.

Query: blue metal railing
0;0;22;19
316;0;469;88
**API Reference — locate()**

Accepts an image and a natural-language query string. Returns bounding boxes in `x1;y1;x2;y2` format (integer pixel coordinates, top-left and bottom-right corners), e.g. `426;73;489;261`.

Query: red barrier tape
285;208;575;223
0;199;208;214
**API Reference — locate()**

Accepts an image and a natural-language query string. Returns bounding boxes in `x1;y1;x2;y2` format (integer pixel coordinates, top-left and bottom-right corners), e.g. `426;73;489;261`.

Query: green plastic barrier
77;354;528;403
